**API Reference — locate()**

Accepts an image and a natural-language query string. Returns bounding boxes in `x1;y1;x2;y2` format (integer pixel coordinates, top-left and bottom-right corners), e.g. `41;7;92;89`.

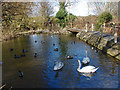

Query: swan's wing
80;66;96;73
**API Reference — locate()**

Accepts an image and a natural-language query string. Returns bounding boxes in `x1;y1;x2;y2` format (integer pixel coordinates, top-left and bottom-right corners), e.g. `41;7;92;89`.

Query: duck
34;53;37;57
53;44;55;46
54;61;64;71
22;49;28;53
35;40;37;43
14;55;20;58
18;70;24;77
54;48;58;51
10;48;13;51
67;56;73;59
77;60;99;73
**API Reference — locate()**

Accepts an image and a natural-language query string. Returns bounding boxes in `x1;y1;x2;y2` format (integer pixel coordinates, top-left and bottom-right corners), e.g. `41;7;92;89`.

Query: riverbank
1;28;70;41
2;28;120;60
76;31;120;60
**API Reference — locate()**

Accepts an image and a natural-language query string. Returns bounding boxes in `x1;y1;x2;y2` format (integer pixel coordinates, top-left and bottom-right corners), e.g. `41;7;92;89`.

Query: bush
98;12;113;24
95;22;101;31
95;12;113;31
55;8;67;20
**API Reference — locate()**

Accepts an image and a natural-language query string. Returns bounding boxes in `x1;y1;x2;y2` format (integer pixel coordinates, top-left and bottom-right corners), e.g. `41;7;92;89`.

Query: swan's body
82;57;90;64
77;60;99;73
54;62;64;71
82;45;90;64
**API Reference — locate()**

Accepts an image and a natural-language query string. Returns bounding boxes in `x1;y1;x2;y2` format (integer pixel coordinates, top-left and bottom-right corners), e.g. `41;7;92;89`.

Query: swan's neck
78;60;81;70
86;46;87;58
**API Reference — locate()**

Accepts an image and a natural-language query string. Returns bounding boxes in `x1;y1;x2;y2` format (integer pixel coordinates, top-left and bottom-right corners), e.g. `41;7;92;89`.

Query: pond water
2;34;120;88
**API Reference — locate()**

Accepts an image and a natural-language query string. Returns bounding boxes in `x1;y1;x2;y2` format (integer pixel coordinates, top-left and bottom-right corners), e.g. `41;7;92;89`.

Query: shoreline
76;31;120;60
1;28;71;41
1;28;120;60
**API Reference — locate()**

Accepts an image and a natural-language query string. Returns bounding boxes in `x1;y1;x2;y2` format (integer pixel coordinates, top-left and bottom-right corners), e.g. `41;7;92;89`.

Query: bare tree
88;1;118;16
35;1;54;27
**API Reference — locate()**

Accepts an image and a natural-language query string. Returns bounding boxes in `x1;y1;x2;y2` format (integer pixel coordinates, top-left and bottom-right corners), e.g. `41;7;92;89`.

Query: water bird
82;45;90;65
34;53;37;57
91;47;94;50
54;48;58;51
20;54;25;57
51;36;53;38
10;48;13;51
77;60;99;73
18;70;24;77
22;49;28;53
35;40;37;43
14;55;20;58
53;44;55;46
67;56;73;59
54;61;64;71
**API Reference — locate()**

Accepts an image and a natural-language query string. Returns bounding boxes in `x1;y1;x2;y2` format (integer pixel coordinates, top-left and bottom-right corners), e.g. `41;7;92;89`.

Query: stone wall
76;31;120;60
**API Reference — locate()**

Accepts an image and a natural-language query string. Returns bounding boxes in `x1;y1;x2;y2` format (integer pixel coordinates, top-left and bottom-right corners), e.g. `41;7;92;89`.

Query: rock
98;36;114;50
107;48;119;56
76;32;81;38
116;55;120;60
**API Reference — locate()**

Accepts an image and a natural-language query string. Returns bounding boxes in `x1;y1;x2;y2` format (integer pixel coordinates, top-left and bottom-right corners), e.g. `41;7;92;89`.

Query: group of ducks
54;45;99;74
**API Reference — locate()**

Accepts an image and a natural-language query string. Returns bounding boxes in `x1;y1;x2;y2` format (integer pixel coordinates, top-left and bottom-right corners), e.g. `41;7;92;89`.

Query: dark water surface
2;34;120;88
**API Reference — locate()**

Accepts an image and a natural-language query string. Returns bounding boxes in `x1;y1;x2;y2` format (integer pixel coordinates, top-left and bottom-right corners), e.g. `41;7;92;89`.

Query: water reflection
81;73;95;78
2;34;120;88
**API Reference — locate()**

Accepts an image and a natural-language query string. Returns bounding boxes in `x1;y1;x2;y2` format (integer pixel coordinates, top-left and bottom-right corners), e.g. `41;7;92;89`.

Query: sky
28;0;119;17
52;0;95;16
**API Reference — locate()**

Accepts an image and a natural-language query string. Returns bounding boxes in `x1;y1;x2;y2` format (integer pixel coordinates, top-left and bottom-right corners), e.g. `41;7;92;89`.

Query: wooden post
104;23;105;32
58;24;60;27
52;24;53;27
100;25;103;38
85;24;88;32
114;26;118;43
91;24;94;31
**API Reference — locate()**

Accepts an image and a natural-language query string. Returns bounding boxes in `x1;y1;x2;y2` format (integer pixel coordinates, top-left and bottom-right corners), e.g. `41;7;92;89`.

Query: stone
98;36;114;50
116;55;120;60
107;48;119;56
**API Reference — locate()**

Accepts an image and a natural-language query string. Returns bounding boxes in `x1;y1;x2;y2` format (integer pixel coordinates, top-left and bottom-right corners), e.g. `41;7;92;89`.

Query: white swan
54;61;64;71
82;45;90;64
77;60;99;73
82;57;90;64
